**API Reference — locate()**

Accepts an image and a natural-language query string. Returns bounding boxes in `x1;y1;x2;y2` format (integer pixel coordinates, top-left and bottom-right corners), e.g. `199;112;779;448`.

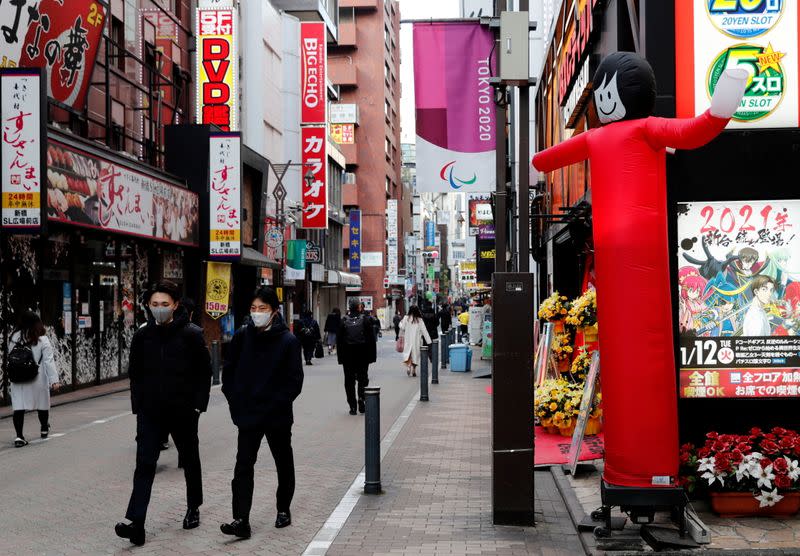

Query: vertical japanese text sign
301;126;328;229
387;199;398;278
209;132;241;259
300;22;326;125
196;7;238;131
1;68;45;231
350;209;361;273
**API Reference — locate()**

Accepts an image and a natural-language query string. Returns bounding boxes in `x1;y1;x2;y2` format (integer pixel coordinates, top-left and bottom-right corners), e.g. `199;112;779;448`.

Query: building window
111;16;125;71
386;176;391;194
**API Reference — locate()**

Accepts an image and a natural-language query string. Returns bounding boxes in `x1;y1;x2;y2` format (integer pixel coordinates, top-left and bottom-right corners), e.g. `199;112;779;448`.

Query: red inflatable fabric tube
533;110;728;488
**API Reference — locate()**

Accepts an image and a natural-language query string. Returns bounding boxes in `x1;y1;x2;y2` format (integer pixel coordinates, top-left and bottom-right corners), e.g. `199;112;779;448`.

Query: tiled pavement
327;352;585;556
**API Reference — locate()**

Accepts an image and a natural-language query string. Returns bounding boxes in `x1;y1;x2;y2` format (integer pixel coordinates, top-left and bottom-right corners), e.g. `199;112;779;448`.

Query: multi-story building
329;0;406;323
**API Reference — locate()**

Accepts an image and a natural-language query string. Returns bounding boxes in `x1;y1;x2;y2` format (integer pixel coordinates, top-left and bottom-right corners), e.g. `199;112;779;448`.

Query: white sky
398;0;460;144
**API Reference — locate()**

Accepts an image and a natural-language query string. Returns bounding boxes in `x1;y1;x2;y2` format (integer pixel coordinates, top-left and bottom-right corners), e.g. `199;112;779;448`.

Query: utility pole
518;0;530;272
494;0;508;274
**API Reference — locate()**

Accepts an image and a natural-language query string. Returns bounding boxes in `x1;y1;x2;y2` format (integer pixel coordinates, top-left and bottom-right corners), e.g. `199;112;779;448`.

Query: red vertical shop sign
301;126;327;229
300;22;326;125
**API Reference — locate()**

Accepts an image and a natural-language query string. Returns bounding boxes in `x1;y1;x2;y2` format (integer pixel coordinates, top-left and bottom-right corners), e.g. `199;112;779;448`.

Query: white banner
1;70;42;230
362;251;384;267
209;133;242;258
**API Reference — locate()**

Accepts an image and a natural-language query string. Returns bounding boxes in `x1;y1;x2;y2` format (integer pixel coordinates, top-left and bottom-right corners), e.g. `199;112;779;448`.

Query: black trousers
342;363;369;408
125;410;202;523
302;341;315;363
232;425;295;520
12;410;48;438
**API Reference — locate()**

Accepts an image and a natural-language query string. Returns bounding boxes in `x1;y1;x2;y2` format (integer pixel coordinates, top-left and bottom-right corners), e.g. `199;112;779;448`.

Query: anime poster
677;200;800;399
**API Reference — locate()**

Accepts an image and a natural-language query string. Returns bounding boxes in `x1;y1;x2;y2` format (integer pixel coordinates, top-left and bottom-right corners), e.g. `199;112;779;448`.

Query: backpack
343;315;366;345
8;338;41;383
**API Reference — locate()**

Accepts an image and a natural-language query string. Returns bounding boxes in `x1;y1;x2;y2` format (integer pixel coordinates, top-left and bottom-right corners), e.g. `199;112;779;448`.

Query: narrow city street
0;338;420;555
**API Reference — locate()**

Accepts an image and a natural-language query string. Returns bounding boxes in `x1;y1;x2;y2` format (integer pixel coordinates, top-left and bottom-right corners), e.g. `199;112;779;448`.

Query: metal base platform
593;480;689;541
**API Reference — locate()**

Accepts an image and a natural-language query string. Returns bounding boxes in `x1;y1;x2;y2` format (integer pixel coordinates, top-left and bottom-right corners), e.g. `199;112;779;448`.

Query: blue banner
349;209;361;273
425;220;435;248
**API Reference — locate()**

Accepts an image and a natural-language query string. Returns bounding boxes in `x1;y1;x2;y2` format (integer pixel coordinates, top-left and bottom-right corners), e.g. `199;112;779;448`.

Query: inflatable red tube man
532;52;747;488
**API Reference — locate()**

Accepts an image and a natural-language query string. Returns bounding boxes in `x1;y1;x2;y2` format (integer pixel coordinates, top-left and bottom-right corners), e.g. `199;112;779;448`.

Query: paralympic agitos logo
440;161;477;190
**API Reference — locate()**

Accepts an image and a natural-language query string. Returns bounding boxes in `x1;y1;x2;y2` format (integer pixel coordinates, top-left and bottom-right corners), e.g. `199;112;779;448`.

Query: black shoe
160;442;169;451
358;399;365;414
349;406;357;415
14;437;28;448
275;511;291;528
183;507;200;530
306;360;313;365
115;521;146;546
41;425;50;439
220;518;251;539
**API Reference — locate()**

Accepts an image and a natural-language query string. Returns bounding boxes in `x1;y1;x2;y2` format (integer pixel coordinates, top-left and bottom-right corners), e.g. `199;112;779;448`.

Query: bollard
364;387;382;494
442;330;450;367
211;340;221;385
431;339;439;384
420;345;429;401
440;333;448;369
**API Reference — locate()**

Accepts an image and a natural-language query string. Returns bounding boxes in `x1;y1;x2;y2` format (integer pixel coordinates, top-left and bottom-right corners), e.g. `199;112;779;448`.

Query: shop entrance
73;240;121;385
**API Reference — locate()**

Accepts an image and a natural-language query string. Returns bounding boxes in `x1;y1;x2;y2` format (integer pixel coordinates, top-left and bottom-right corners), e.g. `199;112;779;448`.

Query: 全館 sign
196;7;238;131
301;126;327;229
1;68;43;230
209;133;241;258
301;22;326;125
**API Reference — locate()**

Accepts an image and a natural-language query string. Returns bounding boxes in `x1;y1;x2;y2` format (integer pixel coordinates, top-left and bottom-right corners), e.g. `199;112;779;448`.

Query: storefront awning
328;270;362;288
240;247;281;270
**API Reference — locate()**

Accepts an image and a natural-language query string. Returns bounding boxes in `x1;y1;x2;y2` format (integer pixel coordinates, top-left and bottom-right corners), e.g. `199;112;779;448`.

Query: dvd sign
196;8;237;131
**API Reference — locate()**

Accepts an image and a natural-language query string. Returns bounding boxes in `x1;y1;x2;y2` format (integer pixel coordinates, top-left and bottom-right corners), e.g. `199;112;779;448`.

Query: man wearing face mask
115;280;212;547
220;286;304;538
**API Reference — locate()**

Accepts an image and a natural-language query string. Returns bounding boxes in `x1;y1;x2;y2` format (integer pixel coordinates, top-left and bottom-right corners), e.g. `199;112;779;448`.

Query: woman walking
399;306;431;377
323;308;341;355
9;311;60;447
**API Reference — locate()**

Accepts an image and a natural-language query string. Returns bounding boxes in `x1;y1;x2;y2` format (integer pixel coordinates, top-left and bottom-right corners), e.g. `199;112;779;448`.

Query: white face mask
251;311;272;328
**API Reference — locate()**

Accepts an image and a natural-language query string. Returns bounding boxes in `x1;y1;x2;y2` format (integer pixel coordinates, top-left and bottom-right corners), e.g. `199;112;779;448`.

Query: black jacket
324;313;341;333
222;314;304;429
422;309;440;340
438;309;452;333
336;312;377;366
298;316;321;346
128;310;212;415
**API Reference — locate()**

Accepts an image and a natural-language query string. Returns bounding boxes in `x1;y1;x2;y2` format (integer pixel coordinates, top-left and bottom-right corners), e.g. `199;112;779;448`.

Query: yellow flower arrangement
570;348;594;381
538;291;570;321
535;378;602;433
552;332;574;362
566;288;597;327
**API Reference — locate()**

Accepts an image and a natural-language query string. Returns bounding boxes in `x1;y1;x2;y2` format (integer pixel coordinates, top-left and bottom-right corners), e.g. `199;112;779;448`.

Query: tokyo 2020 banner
413;22;496;193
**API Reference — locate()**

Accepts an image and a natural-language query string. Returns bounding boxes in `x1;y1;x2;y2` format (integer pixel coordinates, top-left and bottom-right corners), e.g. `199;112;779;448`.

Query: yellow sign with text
205;261;231;319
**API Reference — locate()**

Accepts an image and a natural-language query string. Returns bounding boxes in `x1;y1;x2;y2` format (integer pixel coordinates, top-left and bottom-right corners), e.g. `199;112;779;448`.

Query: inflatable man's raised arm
532;52;746;488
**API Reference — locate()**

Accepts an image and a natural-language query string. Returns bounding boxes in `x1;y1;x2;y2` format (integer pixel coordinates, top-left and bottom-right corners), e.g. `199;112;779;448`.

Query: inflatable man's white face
594;73;627;124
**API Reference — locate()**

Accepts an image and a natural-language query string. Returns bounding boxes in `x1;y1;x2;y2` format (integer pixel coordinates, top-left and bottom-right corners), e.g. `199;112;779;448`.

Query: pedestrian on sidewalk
115;280;212;547
399;305;431;377
393;310;402;341
323;307;341;355
421;301;440;361
9;311;60;448
336;299;377;415
438;303;453;334
298;311;321;365
458;309;469;340
220;287;304;538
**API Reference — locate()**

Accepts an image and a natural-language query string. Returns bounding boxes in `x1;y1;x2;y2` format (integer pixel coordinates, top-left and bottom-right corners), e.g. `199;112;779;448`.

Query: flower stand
710;492;800;518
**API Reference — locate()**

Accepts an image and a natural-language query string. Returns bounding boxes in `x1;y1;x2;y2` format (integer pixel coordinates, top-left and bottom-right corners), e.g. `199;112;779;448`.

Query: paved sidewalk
327;351;585;556
0;378;132;419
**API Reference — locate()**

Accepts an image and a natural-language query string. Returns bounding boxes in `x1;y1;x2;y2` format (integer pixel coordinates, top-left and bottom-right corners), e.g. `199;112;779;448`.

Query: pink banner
413;22;496;193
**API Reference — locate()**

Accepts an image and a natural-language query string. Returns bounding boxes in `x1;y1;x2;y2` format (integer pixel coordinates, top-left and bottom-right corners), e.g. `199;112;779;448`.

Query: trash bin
449;344;470;372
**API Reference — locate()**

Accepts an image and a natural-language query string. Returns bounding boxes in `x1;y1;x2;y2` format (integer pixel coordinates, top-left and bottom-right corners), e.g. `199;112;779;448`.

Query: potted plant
538;291;571;332
570;347;594;382
567;288;598;342
680;427;800;517
551;331;574;373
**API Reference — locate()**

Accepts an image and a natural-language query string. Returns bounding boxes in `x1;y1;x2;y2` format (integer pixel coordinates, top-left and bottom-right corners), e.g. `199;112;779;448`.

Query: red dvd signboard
300;22;326;125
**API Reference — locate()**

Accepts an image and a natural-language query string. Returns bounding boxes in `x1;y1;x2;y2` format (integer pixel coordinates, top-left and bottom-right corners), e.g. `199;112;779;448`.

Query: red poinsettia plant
679;427;800;508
